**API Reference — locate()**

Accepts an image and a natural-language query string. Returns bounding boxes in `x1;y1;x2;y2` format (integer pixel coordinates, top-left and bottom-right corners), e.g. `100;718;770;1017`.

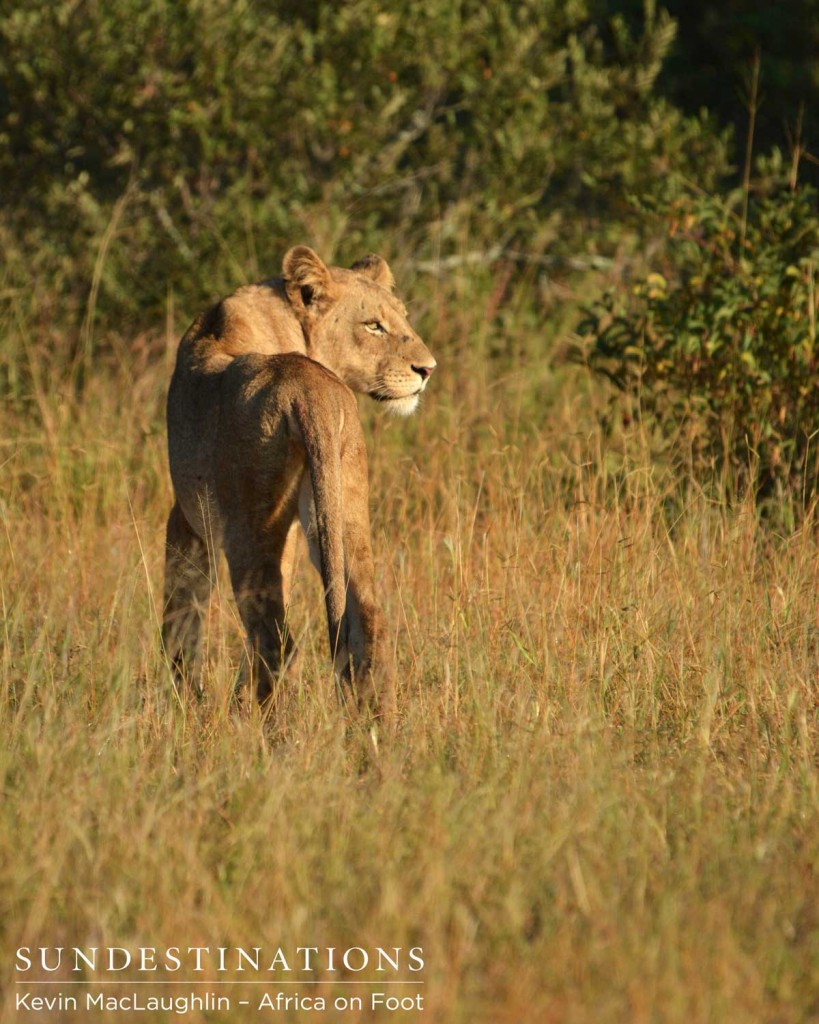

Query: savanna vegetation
1;1;817;1022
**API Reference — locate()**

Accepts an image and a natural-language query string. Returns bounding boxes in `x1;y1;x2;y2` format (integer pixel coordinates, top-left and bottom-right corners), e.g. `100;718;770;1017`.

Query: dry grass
0;281;817;1024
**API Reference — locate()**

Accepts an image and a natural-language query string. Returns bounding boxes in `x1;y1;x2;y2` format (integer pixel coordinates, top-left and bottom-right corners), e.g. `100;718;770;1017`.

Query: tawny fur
162;246;435;717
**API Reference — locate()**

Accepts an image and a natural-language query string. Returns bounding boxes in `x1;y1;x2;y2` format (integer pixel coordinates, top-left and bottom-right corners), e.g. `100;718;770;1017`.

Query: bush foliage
1;0;729;329
577;180;819;497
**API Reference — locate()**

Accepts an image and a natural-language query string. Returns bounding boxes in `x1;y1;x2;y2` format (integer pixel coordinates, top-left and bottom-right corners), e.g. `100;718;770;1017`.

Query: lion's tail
292;397;349;675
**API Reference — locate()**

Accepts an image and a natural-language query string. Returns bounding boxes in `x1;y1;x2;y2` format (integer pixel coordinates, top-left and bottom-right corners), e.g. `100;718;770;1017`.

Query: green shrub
0;0;730;335
576;179;819;499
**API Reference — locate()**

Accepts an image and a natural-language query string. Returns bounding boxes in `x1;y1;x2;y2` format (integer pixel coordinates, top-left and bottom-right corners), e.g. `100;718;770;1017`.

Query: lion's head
282;246;436;417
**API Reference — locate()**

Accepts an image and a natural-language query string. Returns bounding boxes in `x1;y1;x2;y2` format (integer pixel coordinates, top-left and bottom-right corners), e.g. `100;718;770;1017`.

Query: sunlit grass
0;287;817;1024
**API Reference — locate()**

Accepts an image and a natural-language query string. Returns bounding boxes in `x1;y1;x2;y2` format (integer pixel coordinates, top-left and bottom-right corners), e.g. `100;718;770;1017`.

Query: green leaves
0;0;729;331
579;183;819;498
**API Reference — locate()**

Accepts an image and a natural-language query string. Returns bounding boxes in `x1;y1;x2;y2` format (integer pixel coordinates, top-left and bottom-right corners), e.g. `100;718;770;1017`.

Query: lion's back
169;351;358;540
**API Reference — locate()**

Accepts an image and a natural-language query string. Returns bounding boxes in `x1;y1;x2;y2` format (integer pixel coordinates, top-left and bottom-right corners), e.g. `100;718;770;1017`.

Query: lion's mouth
368;390;422;418
369;388;423;403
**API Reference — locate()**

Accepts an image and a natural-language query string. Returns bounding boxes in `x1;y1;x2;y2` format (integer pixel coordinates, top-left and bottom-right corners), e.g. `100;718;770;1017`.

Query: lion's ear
283;246;333;310
351;254;395;292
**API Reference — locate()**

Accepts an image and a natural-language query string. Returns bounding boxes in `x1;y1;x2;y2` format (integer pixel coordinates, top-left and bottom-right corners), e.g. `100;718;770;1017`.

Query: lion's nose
412;363;435;381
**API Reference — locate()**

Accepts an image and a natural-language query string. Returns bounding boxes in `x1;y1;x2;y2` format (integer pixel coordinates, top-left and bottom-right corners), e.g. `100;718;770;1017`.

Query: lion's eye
364;321;386;335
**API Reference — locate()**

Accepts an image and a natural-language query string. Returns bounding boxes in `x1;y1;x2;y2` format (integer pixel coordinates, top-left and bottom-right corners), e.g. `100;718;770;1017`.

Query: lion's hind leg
162;501;215;694
223;524;298;709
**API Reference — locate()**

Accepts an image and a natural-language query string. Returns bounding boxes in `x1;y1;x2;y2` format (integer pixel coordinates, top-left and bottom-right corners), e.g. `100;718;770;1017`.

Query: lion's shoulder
182;280;304;367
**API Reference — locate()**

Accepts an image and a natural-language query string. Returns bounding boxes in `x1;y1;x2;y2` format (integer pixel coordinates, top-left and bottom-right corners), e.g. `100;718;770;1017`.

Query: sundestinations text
16;946;425;975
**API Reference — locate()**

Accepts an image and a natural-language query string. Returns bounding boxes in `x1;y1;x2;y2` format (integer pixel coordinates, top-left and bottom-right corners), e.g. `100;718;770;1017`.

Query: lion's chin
382;393;420;417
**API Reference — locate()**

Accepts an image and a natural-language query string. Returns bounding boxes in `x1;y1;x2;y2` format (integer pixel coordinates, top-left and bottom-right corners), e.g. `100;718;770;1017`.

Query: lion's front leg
298;467;393;719
338;442;396;722
298;474;353;696
341;584;395;722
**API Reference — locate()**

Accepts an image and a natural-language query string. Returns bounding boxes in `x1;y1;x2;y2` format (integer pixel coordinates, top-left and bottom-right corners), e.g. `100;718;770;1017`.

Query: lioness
162;246;435;717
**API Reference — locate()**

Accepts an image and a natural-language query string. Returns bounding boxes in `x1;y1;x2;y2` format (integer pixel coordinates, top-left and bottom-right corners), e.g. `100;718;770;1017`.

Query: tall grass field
1;257;817;1024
